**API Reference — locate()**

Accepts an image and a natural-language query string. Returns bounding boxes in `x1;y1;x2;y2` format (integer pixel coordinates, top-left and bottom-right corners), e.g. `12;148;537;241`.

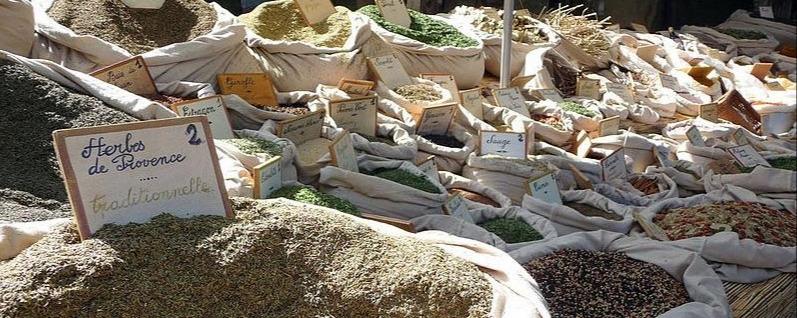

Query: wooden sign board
533;88;564;102
479;130;527;159
568;163;593;190
417;155;440;183
337;78;375;96
415;103;457;136
459;87;484;120
492;87;530;118
90;56;157;96
598;116;620;137
573;130;592;158
328;131;359;173
367;55;413;89
576;78;602;100
443;194;475;223
732;128;750;146
688;66;714;83
294;0;336;25
217;73;278;107
698;103;718;122
727;145;771;168
361;213;415;232
605;82;634;102
375;0;411;28
52;117;232;240
276;110;325;145
526;173;563;205
328;95;378;137
685;125;706;147
420;73;459;102
601;148;628;181
750;63;773;81
171;96;235;139
632;212;670;241
635;44;658;62
253;156;282;199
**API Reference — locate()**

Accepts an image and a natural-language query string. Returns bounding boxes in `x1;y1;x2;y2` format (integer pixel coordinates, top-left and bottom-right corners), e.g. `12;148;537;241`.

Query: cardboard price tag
759;6;774;19
727;145;771;168
601;148;628;181
276;110;325;145
652;147;671;167
327;95;378;137
576;78;602;100
526;173;563;205
420;73;459;102
568;163;593;190
698;103;718;122
492;87;530;118
659;73;685;93
294;0;336;25
479;130;527;159
750;63;773;81
635;44;658;62
52;117;232;240
217;73;278;107
367;54;412;89
415;103;457;136
443;194;475;223
416;156;440;183
572;130;592;158
598;116;620;137
533;88;563;102
253;156;282;199
171;96;235;139
732;128;750;146
90;56;157;96
328;131;359;173
375;0;411;28
685;125;706;147
632;212;670;241
459;87;484;120
605;83;634;102
337;78;375;96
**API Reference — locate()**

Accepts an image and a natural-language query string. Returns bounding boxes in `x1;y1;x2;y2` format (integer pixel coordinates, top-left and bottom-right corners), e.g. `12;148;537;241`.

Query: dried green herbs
715;28;768;40
478;218;543;243
455;6;547;44
0;189;71;223
422;134;465;148
222;137;283;159
358;5;478;48
558;101;597;117
240;0;352;48
269;185;360;216
261;102;311;115
366;168;442;194
565;202;623;221
739;157;797;173
523;250;690;318
394;84;442;102
361;134;397;146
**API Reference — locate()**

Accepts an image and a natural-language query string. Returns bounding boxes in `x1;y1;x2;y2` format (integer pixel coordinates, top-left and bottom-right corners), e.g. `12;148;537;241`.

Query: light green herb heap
479;218;544;243
240;0;352;48
222;137;283;158
366;168;441;194
358;5;478;48
558;101;597;117
269;185;360;216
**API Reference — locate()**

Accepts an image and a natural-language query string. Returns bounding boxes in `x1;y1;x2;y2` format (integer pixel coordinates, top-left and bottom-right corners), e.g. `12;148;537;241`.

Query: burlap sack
214;130;300;198
0;0;34;56
415;123;477;173
462;153;560;205
438;171;512;209
590;131;669;173
594;172;680;207
374;77;455;116
522;191;639;234
482;104;574;147
717;10;794;48
703;166;797;201
226;91;325;131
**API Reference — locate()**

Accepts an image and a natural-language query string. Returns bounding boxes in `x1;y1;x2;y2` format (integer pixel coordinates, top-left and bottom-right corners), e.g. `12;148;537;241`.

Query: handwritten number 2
186;124;203;145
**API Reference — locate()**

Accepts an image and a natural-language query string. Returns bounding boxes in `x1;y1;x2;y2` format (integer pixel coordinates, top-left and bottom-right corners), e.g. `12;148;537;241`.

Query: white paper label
727;145;771;168
698;103;718;123
417;156;439;183
329;132;359;173
171;96;235;139
294;0;336;25
479;131;527;159
459;88;484;120
493;87;530;118
605;83;634;102
601;148;628;181
685;125;706;147
416;104;457;135
420;74;459;102
535;88;564;102
328;95;378;137
444;194;475;223
253;156;282;199
276;110;326;145
574;130;592;158
90;56;157;96
759;6;774;19
577;78;602;100
599;116;620;137
368;55;413;89
527;173;563;205
376;0;411;27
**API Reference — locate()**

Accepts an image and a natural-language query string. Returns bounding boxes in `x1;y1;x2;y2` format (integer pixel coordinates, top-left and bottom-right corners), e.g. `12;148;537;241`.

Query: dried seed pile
358;5;478;48
449;188;500;208
739;156;797;173
48;0;216;55
269;185;360;216
366;168;442;194
0;198;492;317
558;101;597;117
535;5;610;58
362;134;397;146
453;6;547;44
523;250;691;318
240;0;352;48
715;28;768;40
629;176;659;195
221;137;283;159
532;114;565;130
422;134;465;148
565;202;624;221
394;84;442;102
295;138;332;165
478;218;543;243
261;102;311;115
0;189;71;223
654;201;797;246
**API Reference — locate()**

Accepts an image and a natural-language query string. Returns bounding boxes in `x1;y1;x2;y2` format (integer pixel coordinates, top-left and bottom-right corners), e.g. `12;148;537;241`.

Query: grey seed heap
565;202;623;221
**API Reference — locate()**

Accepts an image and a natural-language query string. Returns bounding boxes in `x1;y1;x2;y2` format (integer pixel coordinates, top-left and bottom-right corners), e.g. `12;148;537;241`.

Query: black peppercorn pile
523;250;691;318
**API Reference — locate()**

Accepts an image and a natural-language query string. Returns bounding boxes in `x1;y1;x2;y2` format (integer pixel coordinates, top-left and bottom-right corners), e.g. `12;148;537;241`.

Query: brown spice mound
260;102;310;115
565;202;623;221
450;188;500;208
144;94;189;105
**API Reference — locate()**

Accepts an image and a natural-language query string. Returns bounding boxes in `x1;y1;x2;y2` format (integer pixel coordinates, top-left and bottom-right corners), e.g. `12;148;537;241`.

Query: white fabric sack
681;25;779;57
522;191;639;234
718;10;796;48
226;91;325;131
350;124;417;160
594;172;680;207
509;231;730;318
415;123;477;173
554;98;604;132
462;153;560;205
374;77;455;116
590;131;668;173
215;129;300;197
482;104;574;147
703;166;797;198
0;218;72;261
0;0;34;56
438;171;512;209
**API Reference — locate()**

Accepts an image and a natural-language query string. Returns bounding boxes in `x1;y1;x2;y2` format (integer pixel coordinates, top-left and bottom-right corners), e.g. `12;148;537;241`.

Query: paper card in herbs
605;82;634;102
443;194;475;223
328;95;378;137
294;0;336;25
416;156;440;183
367;54;412;89
420;73;460;102
572;130;592;158
52;116;232;240
698;103;718;123
727;145;771;168
90;56;157;96
598;116;620;137
685;125;705;147
568;163;593;190
479;131;527;159
732;128;750;146
601;148;628;181
492;87;530;118
171;96;235;139
533;88;563;102
416;104;456;136
375;0;411;27
337;78;375;96
253;156;282;199
217;73;278;107
276;110;325;145
459;87;484;120
526;173;563;205
632;212;670;241
328;131;359;173
576;77;601;100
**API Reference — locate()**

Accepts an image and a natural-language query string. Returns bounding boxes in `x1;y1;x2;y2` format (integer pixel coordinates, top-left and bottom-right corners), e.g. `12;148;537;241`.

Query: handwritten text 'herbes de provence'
81;133;186;175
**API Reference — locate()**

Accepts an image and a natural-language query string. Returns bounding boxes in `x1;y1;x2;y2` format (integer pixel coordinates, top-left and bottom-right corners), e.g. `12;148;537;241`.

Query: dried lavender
478;218;543;243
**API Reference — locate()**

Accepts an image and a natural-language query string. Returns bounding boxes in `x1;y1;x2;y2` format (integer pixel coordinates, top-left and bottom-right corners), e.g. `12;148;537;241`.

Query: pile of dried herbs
269;185;360;216
558;101;597;117
358;5;478;48
0;189;71;223
566;202;623;221
449;188;500;208
394;84;442;102
261;102;311;115
531;114;565;130
523;250;690;318
628;176;660;195
222;137;283;159
654;201;797;246
715;28;768;40
362;134;397;146
0;199;492;317
365;168;442;194
452;6;547;45
240;0;352;48
738;156;797;173
422;134;465;148
479;218;543;243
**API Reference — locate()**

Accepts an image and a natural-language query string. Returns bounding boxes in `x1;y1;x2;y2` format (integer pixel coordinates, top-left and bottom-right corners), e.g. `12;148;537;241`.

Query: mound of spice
739;157;797;173
565;202;624;221
422;134;465;148
0;60;137;203
269;185;360;216
531;114;565;130
222;137;283;159
478;218;543;243
523;250;690;318
261;102;311;115
0;189;71;223
715;28;768;40
394;84;442;102
358;5;478;48
295;138;332;165
558;101;597;117
0;198;492;317
240;0;352;48
47;0;217;55
628;176;659;195
365;168;441;194
362;134;397;146
654;201;797;246
449;188;500;208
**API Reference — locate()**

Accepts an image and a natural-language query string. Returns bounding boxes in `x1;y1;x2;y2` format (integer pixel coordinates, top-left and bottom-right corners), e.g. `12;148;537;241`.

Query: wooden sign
631;23;649;33
90;56;157;96
698;103;718;122
420;73;459;102
417;155;440;183
375;0;411;28
750;63;773;81
685;125;706;147
328;131;359;173
294;0;336;25
276;110;325;145
727;145;771;168
493;87;530;118
632;212;670;241
52;116;232;240
443;194;475;223
337;78;375;96
328;95;378;137
479;130;527;159
732;128;750;146
171;96;235;139
576;78;602;100
415;103;457;136
635;44;658;62
568;163;593;190
361;213;415;232
526;173;563;205
601;148;628;181
688;66;714;85
217;73;278;107
367;55;412;89
533;88;563;102
598;116;620;137
253;156;282;199
459;87;484;120
605;82;634;102
573;130;592;158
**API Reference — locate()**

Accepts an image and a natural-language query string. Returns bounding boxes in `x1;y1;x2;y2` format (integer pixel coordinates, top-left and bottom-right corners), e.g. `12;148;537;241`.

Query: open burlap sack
350;124;417;160
509;231;730;318
438;171;512;209
590;131;670;173
462;153;561;205
0;0;34;56
594;172;679;207
226;91;325;131
522;191;639;235
374;77;455;116
482;104;574;147
315;84;417;133
215;129;300;197
681;24;778;57
415;123;477;173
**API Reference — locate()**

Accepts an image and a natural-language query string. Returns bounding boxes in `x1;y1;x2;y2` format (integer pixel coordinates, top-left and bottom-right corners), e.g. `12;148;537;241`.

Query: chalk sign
52;116;232;240
459;87;484;120
90;56;157;96
337;78;375;96
443;194;475;223
217;73;278;107
605;82;634;102
698;103;718;122
417;156;440;183
492;87;530;118
367;54;413;89
375;0;411;27
294;0;336;25
526;173;563;205
685;125;705;147
598;116;620;137
576;78;602;100
171;96;235;139
732;128;750;146
328;131;359;173
276;110;325;145
416;103;457;135
727;145;771;168
573;130;592;158
328;95;378;137
479;130;527;159
533;88;563;102
601;148;628;181
420;73;460;102
253;156;282;199
568;163;593;190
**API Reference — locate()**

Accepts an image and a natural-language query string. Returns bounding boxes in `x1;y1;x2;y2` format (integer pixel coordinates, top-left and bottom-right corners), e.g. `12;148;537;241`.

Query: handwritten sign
685;125;705;147
573;130;592;158
253;156;282;199
361;213;415;232
171;96;235;139
52;116;232;240
635;44;658;62
659;73;685;93
534;88;564;102
601;148;628;181
750;63;773;81
577;78;602;100
375;0;411;27
633;212;670;241
276;110;325;145
328;131;359;173
459;87;484;120
90;56;157;96
337;78;375;96
568;163;593;190
416;103;457;135
766;81;786;91
367;55;413;89
727;145;771;168
443;194;475;223
652;147;671;167
698;103;718;122
598;116;620;137
328;95;378;137
493;87;530;118
605;82;634;102
294;0;336;25
526;173;563;205
420;73;459;102
217;73;278;107
479;131;527;159
417;156;440;183
759;6;774;18
733;128;750;146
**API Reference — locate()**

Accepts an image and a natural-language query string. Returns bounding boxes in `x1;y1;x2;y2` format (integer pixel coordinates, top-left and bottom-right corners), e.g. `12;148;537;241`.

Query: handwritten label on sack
337;79;375;96
416;104;457;135
652;147;671;167
328;131;359;173
294;0;336;25
685;125;706;147
420;73;459;102
444;194;475;223
459;87;484;120
375;0;411;27
698;103;718;122
633;212;670;241
573;130;592;158
598;116;620;137
90;56;157;96
601;148;628;181
635;44;658;62
253;156;282;199
733;128;750;146
493;87;530;118
605;83;634;102
328;95;378;137
52;117;232;240
759;6;775;19
479;131;527;159
534;88;564;102
659;73;686;93
727;145;771;168
576;78;602;100
217;73;278;107
417;156;440;183
171;96;235;139
526;173;563;205
367;55;413;89
276;110;325;145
